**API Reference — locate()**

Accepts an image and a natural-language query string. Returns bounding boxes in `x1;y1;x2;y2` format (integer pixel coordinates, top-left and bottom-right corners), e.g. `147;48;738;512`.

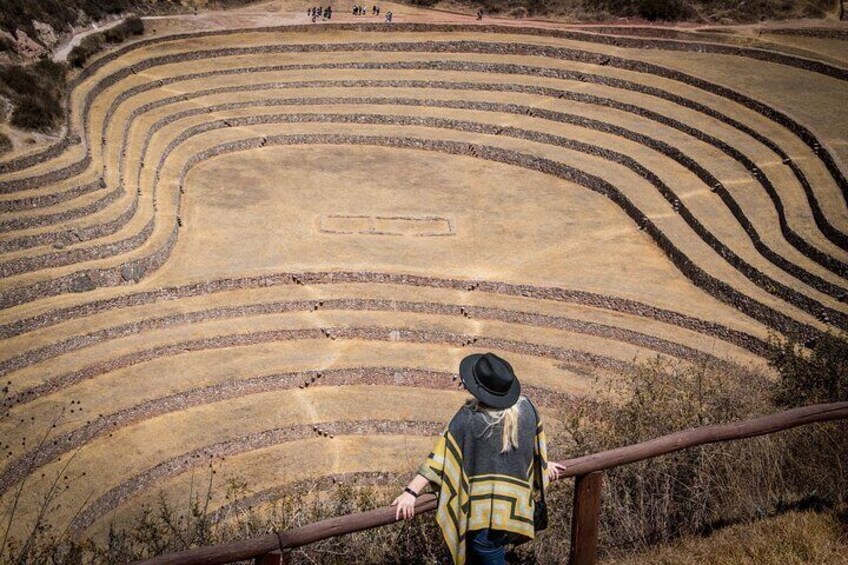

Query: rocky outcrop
12;29;46;59
32;20;58;50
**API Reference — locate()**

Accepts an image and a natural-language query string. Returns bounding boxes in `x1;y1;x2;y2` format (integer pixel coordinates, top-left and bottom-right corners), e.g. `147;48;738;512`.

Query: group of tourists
308;4;391;22
352;5;380;15
308;5;332;21
352;4;392;21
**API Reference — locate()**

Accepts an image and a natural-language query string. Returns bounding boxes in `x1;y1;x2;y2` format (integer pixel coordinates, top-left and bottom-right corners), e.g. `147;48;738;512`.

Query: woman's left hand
547;461;568;482
391;491;418;520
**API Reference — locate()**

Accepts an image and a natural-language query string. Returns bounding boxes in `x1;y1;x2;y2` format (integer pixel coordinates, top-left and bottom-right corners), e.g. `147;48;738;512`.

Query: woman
392;352;567;565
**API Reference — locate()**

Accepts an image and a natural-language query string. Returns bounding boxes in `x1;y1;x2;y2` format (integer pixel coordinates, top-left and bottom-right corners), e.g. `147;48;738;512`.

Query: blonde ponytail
465;396;523;453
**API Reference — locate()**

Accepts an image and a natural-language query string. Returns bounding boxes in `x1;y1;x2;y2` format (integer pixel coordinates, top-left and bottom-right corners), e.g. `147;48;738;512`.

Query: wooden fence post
254;550;290;565
568;471;604;565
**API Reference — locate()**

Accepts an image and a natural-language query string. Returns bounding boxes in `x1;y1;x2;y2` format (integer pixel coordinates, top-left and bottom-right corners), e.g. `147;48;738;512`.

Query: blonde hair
465;396;523;453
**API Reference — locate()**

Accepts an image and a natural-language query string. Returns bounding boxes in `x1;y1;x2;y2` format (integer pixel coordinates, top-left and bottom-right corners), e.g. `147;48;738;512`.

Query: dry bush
0;59;66;131
769;331;848;510
0;133;11;155
770;331;848;407
83;474;452;564
564;332;848;557
562;358;782;550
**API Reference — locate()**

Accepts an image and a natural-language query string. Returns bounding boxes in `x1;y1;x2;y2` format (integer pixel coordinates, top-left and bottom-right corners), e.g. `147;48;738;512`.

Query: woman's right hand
547;461;568;482
391;491;418;520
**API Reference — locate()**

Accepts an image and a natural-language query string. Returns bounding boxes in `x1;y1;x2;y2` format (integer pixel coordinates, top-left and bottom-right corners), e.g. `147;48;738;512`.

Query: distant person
392;353;567;565
376;5;380;15
477;8;484;20
385;10;392;22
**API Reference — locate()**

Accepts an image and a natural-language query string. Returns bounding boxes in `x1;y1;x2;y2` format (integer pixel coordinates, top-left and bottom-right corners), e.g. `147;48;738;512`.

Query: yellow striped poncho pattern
417;398;549;565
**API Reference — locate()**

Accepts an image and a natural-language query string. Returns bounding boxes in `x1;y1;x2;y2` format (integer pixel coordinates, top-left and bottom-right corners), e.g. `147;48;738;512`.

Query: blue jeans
467;529;506;565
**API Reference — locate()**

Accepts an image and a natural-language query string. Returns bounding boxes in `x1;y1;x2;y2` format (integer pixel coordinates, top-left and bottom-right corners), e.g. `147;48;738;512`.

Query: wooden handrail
554;400;848;479
137;401;848;565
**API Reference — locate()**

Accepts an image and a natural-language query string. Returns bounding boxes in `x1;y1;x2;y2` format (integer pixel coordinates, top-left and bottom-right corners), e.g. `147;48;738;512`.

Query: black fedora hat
459;352;521;409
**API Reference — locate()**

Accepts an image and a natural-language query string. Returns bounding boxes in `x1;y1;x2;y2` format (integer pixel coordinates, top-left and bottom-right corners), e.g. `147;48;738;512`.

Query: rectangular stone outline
319;214;455;237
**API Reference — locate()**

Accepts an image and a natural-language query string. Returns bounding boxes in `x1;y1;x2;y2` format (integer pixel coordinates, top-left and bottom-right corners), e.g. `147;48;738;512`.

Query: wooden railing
138;401;848;565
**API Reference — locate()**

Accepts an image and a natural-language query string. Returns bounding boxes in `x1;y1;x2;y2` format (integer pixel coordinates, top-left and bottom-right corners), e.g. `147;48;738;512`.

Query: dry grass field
606;510;848;565
0;0;846;553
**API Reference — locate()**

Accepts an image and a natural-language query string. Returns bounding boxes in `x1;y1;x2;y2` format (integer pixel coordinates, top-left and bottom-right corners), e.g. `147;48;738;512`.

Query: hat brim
459;353;521;409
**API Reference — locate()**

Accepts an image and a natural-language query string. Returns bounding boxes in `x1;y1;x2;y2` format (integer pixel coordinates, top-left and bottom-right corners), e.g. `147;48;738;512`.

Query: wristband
404;486;419;497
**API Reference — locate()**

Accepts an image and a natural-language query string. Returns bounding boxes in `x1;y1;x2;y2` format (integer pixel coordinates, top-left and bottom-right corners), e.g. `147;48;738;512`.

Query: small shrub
70;16;144;68
0;36;14;53
8;98;61;130
32;58;66;83
0;132;11;155
103;26;127;44
124;15;145;36
67;47;86;69
525;0;548;16
104;16;144;43
69;33;104;68
770;331;848;407
769;331;848;506
636;0;690;20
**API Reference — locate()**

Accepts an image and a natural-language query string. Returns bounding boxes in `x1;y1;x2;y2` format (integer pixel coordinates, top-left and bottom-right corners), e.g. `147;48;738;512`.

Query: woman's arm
391;473;430;520
393;408;464;520
529;397;568;483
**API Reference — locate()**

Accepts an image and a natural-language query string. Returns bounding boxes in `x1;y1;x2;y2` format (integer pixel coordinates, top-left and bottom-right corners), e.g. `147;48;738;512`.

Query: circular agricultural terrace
1;0;847;543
